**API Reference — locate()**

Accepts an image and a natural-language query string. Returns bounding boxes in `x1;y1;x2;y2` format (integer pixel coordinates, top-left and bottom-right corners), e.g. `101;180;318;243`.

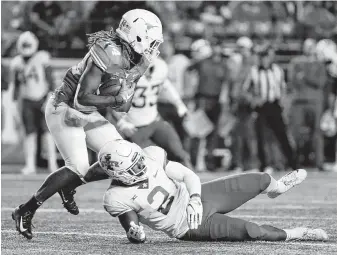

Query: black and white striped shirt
243;64;286;104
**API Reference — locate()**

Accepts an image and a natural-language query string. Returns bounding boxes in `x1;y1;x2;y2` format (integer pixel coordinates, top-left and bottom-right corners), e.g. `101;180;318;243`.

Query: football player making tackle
53;57;193;217
12;9;164;240
101;140;328;243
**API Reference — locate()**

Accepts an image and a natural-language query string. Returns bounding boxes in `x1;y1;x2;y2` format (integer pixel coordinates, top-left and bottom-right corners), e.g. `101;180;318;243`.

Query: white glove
127;221;146;243
117;118;138;137
176;103;188;118
118;79;136;103
187;194;203;230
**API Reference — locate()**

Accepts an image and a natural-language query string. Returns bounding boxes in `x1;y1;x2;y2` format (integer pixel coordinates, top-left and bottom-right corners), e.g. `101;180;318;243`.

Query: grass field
1;168;337;255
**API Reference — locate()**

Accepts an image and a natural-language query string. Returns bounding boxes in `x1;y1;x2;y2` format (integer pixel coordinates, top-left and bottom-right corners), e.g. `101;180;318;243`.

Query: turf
1;169;336;255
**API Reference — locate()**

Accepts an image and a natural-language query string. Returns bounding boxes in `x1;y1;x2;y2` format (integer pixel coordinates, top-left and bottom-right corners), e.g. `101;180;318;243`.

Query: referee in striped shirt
243;43;297;172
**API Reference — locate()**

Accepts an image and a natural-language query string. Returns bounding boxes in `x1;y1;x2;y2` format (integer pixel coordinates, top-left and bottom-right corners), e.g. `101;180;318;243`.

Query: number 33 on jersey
127;58;168;127
103;146;190;238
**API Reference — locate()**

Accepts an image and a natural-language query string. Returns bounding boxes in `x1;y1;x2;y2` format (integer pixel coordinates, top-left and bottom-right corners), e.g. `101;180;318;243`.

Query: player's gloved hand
118;80;136;103
117;118;138;137
177;103;188;118
127;221;146;243
187;194;203;230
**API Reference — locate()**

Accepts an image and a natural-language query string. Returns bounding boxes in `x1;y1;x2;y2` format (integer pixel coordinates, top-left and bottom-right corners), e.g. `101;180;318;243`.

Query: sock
18;196;42;215
284;228;303;241
261;174;277;194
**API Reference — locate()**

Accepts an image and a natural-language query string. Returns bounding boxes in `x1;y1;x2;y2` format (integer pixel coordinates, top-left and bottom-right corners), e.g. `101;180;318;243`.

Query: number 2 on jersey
147;186;173;214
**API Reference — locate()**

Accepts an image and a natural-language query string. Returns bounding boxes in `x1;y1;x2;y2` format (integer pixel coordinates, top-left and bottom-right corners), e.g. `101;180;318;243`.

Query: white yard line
1;207;336;220
1;229;335;248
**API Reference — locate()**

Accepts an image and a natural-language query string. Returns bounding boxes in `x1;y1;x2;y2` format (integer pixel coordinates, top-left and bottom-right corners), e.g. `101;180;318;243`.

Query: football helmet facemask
98;140;148;185
17;31;39;57
116;9;163;62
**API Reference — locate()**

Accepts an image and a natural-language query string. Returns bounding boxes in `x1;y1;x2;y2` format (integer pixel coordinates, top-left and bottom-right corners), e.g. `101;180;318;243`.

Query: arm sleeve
159;79;186;108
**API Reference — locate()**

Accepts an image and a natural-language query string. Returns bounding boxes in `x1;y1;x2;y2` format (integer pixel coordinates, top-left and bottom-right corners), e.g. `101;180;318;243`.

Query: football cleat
58;189;79;215
12;205;34;240
290;227;329;241
268;169;307;198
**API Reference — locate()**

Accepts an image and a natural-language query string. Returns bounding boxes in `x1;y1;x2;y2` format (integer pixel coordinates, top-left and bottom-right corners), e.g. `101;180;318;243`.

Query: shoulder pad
90;40;123;72
144;146;168;168
35;51;51;64
89;40;111;72
10;55;23;70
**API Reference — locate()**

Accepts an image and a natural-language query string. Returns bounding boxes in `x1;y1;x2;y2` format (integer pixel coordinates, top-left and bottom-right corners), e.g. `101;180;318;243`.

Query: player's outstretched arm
165;161;203;229
74;58;126;110
118;211;146;243
160;79;188;117
165;161;201;197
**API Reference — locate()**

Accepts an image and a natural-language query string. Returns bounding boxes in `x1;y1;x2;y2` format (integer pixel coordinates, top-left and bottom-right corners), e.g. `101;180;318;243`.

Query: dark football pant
22;97;48;134
129;119;190;166
180;173;287;241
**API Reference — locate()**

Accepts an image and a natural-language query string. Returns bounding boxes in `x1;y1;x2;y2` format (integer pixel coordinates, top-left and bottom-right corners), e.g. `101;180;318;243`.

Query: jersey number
132;84;160;108
147;186;173;214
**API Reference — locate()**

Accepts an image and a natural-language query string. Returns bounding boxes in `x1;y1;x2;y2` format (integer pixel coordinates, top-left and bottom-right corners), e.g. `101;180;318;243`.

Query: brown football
98;73;122;96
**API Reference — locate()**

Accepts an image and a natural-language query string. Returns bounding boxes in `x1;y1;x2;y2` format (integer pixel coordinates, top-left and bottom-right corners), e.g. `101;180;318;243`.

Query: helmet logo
146;23;156;30
102;154;121;170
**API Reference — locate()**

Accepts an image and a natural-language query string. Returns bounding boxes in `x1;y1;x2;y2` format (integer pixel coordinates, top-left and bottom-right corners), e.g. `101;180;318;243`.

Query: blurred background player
228;36;257;173
243;43;297;173
111;57;192;168
186;39;227;171
288;38;328;171
6;31;57;175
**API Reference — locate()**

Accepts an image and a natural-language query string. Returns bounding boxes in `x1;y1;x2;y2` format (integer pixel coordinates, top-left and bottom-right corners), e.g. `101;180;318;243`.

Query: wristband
190;193;201;199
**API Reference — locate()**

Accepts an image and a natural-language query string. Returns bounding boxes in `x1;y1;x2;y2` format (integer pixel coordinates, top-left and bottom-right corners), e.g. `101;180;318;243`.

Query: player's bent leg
180;213;287;242
84;114;123;152
57;117;121;211
201;173;272;214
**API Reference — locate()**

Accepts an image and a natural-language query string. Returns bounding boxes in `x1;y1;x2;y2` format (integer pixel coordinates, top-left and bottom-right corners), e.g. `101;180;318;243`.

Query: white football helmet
16;31;39;57
236;36;253;49
190;39;212;60
116;9;163;62
98;140;148;185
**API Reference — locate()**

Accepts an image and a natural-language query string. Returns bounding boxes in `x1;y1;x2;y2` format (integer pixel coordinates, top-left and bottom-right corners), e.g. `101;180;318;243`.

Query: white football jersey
127;58;168;127
10;51;51;101
103;146;190;238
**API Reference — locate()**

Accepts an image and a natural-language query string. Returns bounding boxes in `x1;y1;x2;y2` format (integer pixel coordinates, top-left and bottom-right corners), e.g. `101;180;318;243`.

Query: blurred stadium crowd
1;1;337;174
